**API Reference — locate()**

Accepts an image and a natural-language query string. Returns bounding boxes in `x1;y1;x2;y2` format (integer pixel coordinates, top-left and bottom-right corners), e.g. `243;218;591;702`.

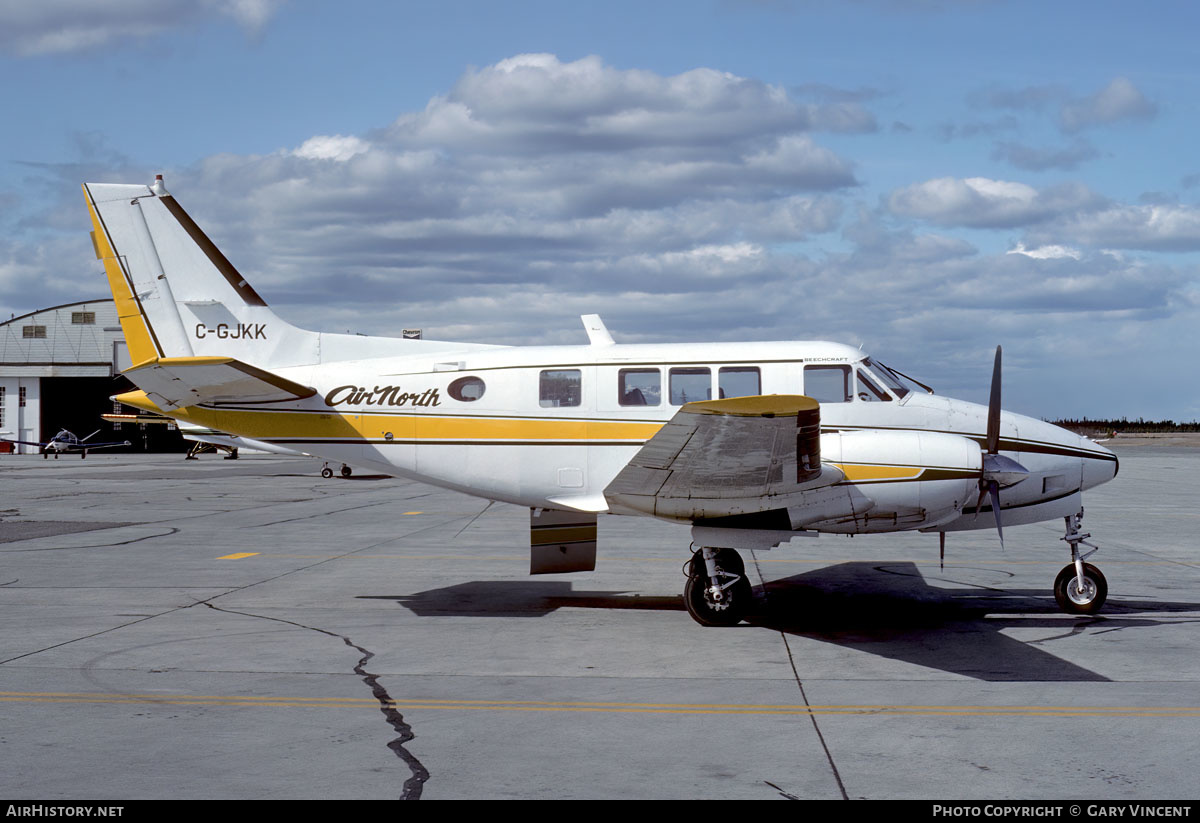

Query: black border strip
963;487;1080;514
824;425;1118;462
159;194;268;307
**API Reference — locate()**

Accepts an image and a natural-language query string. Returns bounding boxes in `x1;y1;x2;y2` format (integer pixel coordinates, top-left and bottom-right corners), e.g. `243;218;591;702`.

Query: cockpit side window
856;369;891;402
803;365;850;403
863;358;922;397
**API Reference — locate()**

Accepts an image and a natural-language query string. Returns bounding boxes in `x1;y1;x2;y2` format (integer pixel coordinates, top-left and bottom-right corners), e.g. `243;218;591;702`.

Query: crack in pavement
204;602;429;799
750;550;849;801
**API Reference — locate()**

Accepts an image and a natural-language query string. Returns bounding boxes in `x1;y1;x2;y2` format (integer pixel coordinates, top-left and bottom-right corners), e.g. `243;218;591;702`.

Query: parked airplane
83;177;1119;625
2;429;130;459
103;412;355;475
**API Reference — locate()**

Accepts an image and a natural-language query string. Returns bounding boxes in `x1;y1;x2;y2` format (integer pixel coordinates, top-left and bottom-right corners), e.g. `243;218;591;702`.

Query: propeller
973;346;1029;547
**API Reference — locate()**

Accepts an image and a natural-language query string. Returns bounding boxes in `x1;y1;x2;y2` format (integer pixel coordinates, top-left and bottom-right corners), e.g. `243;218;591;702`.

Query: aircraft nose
1081;438;1118;489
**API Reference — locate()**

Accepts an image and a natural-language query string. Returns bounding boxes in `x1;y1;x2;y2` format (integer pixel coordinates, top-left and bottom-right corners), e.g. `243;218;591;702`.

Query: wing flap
604;395;839;521
124;356;316;410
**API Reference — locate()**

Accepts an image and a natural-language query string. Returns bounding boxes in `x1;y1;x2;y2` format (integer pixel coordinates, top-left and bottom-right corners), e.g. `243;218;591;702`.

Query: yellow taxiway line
2;692;1199;718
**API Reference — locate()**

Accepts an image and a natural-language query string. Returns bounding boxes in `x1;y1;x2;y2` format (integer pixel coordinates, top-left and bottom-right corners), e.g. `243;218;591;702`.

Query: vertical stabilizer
83;179;319;368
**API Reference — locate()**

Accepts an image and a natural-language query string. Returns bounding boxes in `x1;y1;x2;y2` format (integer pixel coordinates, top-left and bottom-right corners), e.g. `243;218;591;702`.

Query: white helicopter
2;428;130;459
84;177;1119;626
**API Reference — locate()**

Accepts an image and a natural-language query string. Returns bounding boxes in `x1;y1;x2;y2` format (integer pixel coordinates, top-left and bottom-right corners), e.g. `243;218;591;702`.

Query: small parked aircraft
2;429;130;459
102;412;354;475
83;177;1119;625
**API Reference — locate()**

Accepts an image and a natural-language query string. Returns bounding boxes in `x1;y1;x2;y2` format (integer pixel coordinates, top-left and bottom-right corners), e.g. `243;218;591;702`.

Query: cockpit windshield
862;358;933;398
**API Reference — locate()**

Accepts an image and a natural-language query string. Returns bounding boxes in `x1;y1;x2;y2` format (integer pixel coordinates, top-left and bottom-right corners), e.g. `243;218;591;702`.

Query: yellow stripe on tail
84;187;159;364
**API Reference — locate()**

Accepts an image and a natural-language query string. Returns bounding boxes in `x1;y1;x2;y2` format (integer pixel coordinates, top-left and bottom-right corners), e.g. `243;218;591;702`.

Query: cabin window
718;367;760;399
540;369;581;407
856;369;891;402
669;367;711;405
447;376;486;402
619;369;660;406
803;365;851;403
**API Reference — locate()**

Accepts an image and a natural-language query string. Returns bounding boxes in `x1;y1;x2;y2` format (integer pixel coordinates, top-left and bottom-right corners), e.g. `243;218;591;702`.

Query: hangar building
0;298;180;454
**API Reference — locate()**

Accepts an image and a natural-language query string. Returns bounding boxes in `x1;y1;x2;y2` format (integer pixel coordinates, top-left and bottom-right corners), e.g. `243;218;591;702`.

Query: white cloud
1007;243;1082;260
1027;204;1200;252
292;135;371;162
0;0;288;56
1060;77;1157;133
887;177;1100;228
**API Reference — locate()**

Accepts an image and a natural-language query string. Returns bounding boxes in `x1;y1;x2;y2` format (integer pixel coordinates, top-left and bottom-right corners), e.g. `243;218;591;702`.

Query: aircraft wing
124;356;317;411
604;395;841;522
0;438;50;448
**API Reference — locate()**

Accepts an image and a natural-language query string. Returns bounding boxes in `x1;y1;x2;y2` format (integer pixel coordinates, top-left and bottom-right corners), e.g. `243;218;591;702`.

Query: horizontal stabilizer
124;356;316;410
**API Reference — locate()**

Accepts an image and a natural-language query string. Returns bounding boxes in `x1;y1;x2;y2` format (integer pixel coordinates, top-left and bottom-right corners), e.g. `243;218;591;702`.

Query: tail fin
84;178;318;368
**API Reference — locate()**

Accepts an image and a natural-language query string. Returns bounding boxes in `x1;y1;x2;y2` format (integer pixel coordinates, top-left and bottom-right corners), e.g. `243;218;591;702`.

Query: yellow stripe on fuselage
114;390;662;442
84;188;158;364
833;463;925;482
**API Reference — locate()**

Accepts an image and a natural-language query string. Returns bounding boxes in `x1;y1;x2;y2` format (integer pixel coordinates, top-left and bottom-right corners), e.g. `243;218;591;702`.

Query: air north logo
324;385;442;408
195;323;266;340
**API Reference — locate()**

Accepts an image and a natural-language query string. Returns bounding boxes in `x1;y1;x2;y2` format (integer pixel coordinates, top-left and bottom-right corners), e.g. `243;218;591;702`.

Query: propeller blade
988;479;1004;549
972;481;988;521
986;345;1002;455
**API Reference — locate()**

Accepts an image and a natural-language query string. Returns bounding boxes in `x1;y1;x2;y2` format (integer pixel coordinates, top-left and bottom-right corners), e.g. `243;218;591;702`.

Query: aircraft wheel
340;465;352;478
1053;563;1107;614
321;467;334;479
684;549;752;627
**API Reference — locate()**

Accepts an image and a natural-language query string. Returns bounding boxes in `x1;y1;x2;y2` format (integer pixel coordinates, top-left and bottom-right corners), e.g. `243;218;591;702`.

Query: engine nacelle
813;429;981;533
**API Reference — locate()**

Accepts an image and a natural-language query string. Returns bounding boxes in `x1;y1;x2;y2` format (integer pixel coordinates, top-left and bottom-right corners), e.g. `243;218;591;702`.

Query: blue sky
1;0;1197;420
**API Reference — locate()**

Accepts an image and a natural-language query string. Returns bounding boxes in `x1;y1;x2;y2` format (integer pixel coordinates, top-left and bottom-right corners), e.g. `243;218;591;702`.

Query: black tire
1054;563;1108;614
321;467;334;479
340;465;352;478
684;549;752;627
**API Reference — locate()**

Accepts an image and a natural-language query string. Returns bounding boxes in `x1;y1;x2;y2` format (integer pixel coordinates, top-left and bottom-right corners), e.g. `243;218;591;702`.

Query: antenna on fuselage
581;314;615;346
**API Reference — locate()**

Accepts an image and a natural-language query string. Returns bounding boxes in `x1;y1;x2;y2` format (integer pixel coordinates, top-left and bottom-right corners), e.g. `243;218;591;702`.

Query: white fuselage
151;338;1117;536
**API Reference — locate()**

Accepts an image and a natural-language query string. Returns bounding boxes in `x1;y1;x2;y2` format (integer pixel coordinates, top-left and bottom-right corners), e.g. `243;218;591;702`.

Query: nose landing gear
684;547;753;627
1054;509;1107;614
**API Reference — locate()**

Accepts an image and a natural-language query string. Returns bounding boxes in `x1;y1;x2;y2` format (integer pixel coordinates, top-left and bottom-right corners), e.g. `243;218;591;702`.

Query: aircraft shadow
367;562;1200;682
361;582;682;618
751;561;1200;682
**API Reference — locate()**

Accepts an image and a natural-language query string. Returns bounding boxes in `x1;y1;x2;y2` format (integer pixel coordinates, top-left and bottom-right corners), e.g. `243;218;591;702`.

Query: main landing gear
320;463;353;479
684;547;753;627
1053;509;1108;614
